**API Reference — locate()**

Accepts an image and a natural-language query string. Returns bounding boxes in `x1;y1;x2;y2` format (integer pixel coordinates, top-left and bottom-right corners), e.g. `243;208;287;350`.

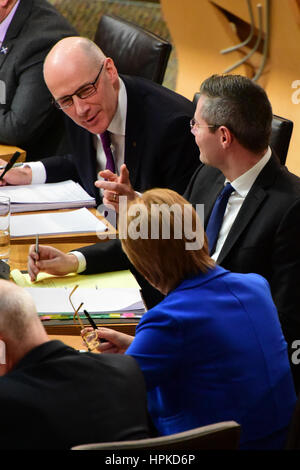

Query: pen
83;309;98;329
84;309;107;343
0;151;21;181
0;162;24;170
35;234;39;256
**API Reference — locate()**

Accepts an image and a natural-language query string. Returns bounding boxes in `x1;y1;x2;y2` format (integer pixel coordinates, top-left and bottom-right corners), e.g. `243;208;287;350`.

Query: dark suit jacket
0;0;77;160
0;340;150;450
42;75;200;203
184;154;300;390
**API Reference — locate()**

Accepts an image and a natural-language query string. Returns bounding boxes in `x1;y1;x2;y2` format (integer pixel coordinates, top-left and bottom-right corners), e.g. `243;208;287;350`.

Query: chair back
72;421;241;450
192;92;293;165
94;14;172;84
270;114;293;165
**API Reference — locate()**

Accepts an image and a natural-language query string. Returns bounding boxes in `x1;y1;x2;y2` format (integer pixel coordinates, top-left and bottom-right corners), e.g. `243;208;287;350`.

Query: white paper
0;180;95;213
24;287;145;315
10;207;106;238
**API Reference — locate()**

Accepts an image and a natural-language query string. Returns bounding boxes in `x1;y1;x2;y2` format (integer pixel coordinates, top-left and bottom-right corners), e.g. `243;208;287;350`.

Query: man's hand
28;244;79;282
81;326;134;354
0;159;32;186
95;164;136;212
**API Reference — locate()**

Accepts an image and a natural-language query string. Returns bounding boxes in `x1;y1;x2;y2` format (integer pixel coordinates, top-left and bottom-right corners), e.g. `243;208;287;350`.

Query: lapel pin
0;46;8;55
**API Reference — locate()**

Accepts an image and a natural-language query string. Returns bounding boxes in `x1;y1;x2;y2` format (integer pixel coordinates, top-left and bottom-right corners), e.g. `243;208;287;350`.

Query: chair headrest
95;14;172;84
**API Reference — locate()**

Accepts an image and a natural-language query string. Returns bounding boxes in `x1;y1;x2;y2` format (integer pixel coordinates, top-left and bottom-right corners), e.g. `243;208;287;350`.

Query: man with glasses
0;36;199;203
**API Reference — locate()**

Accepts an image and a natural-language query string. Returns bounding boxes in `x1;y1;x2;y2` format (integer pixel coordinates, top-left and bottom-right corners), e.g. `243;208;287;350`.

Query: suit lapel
122;76;144;190
217;154;280;264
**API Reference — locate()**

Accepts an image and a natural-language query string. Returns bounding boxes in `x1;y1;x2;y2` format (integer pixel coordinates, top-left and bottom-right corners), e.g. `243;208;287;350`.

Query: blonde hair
120;188;215;294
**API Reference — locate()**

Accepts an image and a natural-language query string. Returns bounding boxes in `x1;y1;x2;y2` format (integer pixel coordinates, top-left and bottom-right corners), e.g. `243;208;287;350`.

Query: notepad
0;180;95;213
24;287;145;316
10;269;141;289
10;207;106;238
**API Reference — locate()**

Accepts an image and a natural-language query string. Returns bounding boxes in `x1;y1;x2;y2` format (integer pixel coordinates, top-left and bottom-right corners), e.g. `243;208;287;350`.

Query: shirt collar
107;77;127;136
0;0;20;45
226;146;272;197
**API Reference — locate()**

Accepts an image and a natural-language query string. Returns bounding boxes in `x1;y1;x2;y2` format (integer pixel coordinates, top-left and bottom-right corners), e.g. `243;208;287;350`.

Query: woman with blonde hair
88;188;296;450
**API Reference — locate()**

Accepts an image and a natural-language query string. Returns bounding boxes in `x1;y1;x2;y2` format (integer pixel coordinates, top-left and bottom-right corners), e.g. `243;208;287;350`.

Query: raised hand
95;164;136;212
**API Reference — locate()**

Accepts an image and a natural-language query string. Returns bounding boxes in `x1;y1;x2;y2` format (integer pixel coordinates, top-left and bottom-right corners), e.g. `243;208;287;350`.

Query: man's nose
72;95;90;116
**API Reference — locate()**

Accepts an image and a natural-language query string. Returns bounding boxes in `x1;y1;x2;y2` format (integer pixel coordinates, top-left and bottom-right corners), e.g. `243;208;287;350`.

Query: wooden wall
161;0;300;175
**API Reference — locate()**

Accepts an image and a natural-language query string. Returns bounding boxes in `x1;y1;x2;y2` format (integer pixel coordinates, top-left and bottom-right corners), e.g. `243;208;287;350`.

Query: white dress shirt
211;147;272;261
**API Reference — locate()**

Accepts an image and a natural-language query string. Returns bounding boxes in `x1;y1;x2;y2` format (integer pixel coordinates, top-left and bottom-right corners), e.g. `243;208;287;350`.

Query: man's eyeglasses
190;118;217;132
53;62;105;110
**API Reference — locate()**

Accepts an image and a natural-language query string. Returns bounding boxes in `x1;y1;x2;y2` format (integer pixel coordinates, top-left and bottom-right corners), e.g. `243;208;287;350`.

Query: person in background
83;188;296;450
0;35;199;199
0;279;150;450
0;0;77;160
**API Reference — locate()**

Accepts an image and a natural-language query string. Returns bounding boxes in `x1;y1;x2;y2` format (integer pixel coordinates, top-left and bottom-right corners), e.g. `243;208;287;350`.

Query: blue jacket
127;265;296;449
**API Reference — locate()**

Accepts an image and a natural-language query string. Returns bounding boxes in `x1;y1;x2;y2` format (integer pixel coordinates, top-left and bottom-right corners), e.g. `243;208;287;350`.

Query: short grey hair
199;74;273;153
0;281;38;342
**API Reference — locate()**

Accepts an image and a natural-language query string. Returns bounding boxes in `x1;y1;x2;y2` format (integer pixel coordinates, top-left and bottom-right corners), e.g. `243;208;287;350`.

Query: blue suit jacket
127;265;296;449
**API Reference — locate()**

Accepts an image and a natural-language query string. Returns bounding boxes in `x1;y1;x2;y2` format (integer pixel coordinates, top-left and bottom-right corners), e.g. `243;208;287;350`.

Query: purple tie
100;131;115;173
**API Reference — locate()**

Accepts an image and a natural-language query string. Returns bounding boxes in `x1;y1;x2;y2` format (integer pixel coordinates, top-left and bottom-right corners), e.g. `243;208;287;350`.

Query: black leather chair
72;421;241;450
192;92;293;165
94;14;172;85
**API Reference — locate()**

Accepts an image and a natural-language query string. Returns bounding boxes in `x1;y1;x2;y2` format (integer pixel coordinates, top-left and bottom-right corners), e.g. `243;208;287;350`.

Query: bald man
0;36;199;203
0;280;150;450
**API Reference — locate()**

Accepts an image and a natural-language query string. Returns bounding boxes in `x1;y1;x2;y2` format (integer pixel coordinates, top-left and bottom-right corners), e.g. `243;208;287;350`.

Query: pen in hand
0;151;21;181
33;234;39;278
35;234;39;257
84;309;107;343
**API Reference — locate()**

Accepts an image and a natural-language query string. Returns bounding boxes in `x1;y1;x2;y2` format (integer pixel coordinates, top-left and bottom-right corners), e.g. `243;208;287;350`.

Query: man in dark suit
0;0;77;160
0;279;150;450
0;36;199;202
28;74;300;391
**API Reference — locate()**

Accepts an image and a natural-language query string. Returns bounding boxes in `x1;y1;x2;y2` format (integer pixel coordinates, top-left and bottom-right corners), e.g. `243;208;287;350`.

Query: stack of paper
10;207;106;238
24;287;145;316
0;180;95;213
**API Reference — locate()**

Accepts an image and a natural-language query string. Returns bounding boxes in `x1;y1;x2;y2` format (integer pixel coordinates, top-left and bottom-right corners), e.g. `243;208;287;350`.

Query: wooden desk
9;208;138;339
0;144;26;162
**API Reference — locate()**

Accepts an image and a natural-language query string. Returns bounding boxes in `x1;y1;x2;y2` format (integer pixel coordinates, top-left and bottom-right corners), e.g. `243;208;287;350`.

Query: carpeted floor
49;0;177;90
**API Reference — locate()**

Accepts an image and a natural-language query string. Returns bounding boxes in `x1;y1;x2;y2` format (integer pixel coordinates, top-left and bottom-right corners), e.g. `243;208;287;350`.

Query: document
10;269;141;289
24;287;145;316
10;207;106;238
0;180;95;212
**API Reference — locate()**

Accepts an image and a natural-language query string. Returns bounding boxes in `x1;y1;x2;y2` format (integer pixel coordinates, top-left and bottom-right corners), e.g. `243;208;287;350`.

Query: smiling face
44;39;119;135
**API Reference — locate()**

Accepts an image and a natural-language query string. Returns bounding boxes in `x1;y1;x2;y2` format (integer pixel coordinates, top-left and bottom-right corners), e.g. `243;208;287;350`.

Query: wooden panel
161;0;300;176
0;145;26;162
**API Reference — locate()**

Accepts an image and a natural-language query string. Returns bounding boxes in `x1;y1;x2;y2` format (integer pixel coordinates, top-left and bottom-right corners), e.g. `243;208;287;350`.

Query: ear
219;126;233;149
104;57;119;84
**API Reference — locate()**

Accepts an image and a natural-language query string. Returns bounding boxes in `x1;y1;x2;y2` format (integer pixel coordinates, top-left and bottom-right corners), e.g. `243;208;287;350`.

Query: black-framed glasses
53;62;105;110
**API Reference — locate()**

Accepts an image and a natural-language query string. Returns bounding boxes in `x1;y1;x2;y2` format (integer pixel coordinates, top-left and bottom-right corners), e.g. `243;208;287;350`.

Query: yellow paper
10;269;140;289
